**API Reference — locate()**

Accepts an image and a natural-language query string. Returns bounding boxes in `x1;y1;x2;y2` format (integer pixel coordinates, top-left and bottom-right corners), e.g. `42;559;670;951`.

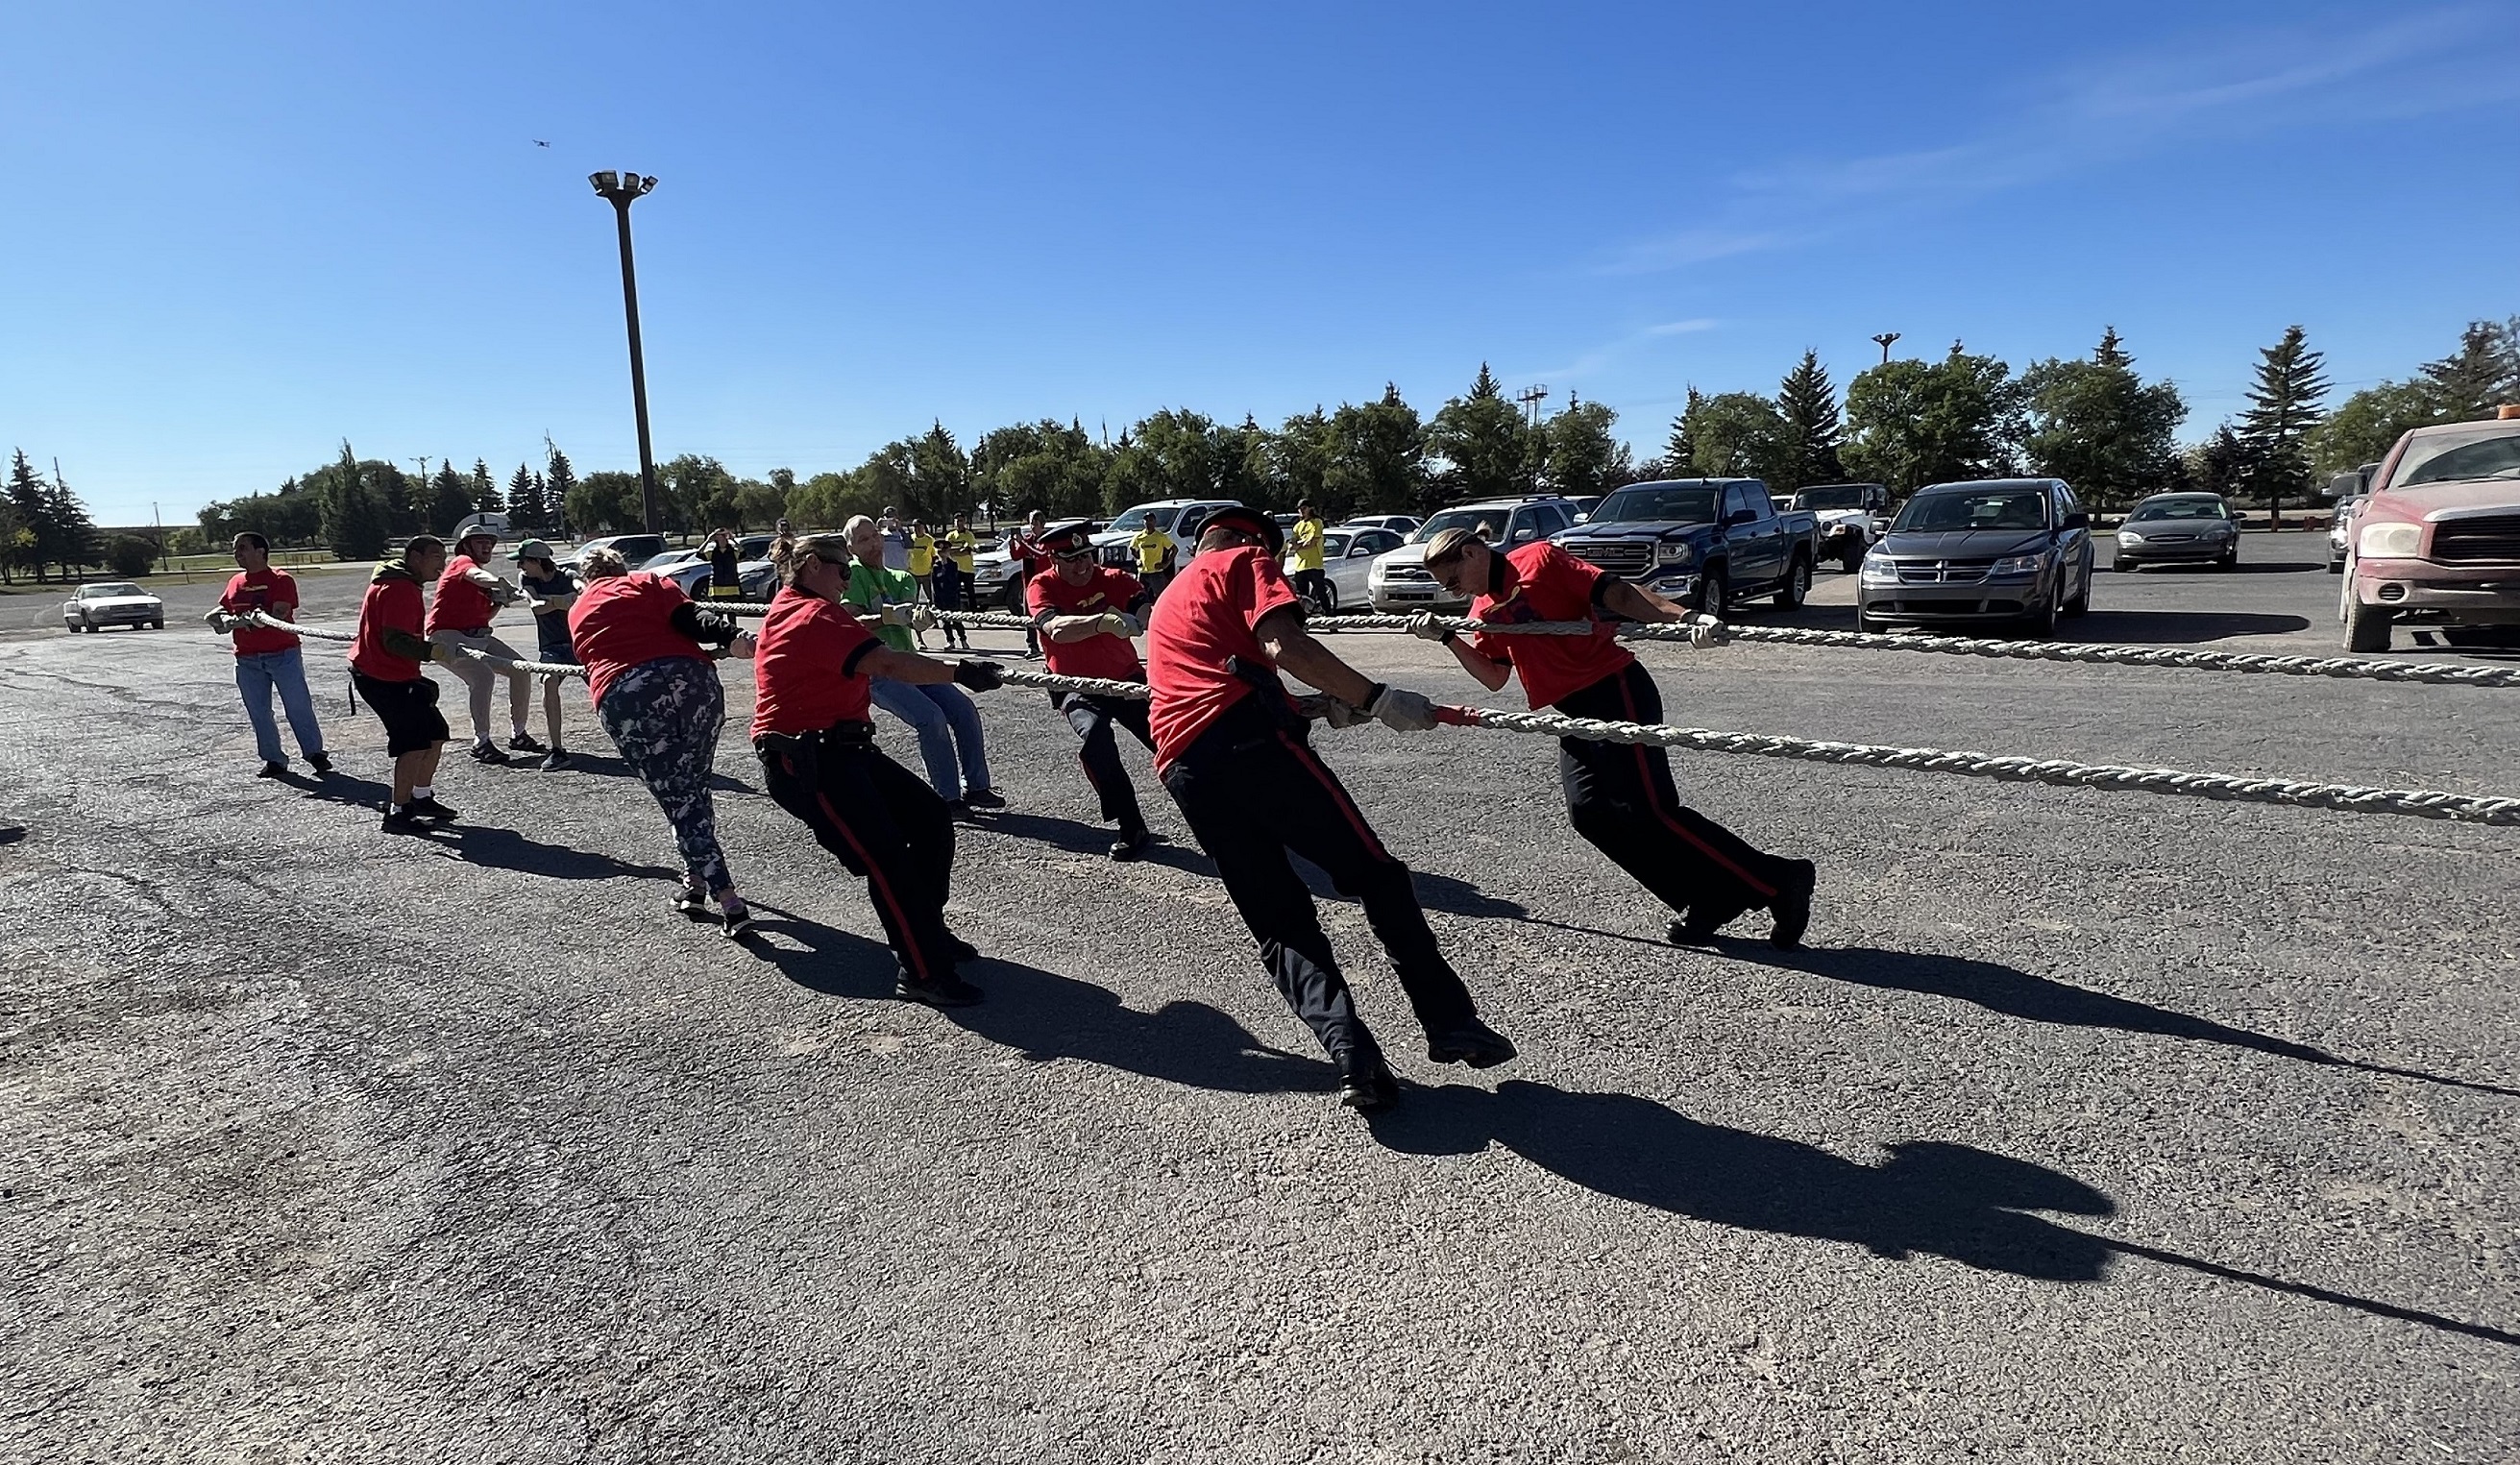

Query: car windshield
2130;498;2227;522
1800;486;1870;509
86;584;143;598
1106;506;1182;534
1591;485;1720;524
1322;532;1353;557
1894;490;2048;532
2390;427;2520;487
1410;508;1510;543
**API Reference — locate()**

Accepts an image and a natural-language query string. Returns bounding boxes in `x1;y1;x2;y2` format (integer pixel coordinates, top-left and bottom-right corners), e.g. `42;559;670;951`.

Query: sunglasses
1052;546;1094;562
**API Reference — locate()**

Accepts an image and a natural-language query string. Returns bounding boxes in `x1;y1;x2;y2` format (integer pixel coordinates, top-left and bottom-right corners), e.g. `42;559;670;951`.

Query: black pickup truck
1553;477;1822;615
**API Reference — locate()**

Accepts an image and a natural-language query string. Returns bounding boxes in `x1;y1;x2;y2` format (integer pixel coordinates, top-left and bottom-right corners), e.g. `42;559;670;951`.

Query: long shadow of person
942;962;1335;1095
433;825;684;884
964;808;1211;878
736;904;904;1001
551;749;756;794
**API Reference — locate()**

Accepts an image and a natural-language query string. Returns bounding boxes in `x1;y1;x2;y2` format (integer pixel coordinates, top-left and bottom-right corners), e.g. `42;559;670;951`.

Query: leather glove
487;580;521;608
205;609;234;633
1318;696;1367;729
951;658;1004;693
1364;683;1438;733
1096;612;1139;639
912;604;937;633
728;630;759;662
880;603;917;627
1406;611;1451;642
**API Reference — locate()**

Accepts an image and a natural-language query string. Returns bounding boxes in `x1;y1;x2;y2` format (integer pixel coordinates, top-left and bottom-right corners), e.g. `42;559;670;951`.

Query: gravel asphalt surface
4;533;2514;1462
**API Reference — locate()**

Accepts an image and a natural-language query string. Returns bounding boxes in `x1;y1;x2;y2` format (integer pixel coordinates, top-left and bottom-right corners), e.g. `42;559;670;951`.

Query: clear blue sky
8;1;2517;525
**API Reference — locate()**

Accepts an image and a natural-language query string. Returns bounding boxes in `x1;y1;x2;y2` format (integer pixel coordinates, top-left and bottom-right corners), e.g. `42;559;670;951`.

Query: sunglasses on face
1052;547;1094;562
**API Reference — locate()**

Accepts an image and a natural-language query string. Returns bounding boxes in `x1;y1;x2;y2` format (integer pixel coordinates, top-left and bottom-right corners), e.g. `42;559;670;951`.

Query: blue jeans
869;677;991;800
235;647;326;766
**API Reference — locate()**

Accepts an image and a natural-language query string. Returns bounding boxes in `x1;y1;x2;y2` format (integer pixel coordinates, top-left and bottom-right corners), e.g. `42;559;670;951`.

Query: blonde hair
771;532;848;586
1422;526;1484;568
579;547;628;579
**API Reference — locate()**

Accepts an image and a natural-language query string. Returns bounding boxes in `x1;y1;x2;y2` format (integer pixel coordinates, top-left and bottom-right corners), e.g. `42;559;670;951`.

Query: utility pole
588;171;663;537
1872;332;1900;365
1516;384;1550;427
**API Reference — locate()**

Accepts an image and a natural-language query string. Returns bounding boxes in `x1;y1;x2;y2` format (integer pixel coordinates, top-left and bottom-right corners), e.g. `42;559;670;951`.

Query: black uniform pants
1059;690;1154;830
1160;696;1476;1073
757;727;959;982
1553;661;1796;922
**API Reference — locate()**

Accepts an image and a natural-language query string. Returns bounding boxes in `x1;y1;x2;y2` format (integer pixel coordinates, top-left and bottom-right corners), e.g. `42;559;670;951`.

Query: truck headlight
2357;522;2422;558
1990;553;2045;577
1653;542;1695;567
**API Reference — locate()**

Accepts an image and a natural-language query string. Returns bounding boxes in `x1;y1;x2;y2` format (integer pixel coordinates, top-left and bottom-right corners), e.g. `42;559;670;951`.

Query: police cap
1038;519;1097;555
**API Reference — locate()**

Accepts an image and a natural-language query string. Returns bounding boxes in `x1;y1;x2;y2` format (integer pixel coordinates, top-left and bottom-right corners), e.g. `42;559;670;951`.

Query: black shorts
355;671;451;756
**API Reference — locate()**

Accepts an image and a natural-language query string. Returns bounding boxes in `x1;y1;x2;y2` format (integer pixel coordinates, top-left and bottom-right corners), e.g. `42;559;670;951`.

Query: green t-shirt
844;561;919;651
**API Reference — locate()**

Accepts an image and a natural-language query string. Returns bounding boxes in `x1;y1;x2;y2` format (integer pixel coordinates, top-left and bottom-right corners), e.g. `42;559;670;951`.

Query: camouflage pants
597;657;734;894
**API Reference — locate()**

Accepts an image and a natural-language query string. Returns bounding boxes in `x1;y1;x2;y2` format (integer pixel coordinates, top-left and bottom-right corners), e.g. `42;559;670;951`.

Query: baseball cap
511;539;555;563
1201;505;1284;556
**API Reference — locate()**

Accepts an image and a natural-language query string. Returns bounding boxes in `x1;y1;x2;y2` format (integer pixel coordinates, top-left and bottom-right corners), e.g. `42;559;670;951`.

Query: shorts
355;671;452;756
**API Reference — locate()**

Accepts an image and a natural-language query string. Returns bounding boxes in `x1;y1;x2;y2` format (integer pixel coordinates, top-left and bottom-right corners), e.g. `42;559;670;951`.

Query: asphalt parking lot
4;530;2514;1463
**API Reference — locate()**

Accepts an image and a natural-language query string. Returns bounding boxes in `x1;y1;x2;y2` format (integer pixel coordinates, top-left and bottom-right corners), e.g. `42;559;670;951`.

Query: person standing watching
1027;521;1159;860
752;531;1006;1007
1285;501;1329;609
512;538;581;770
840;515;1003;812
936;514;978;650
568;546;759;936
208;532;330;779
703;528;746;603
1129;516;1178;599
426;524;536;764
1144;505;1514;1113
352;536;456;831
1010;509;1052;657
906;520;938;648
1416;526;1816;948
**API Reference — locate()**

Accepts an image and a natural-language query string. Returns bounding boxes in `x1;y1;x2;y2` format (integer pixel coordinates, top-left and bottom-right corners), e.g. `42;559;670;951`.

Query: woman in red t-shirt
751;532;1006;1007
569;546;759;936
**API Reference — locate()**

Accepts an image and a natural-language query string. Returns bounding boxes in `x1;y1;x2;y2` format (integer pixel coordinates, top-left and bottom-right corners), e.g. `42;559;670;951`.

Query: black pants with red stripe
1059;690;1154;831
1553;661;1796;922
1160;696;1477;1076
757;728;960;982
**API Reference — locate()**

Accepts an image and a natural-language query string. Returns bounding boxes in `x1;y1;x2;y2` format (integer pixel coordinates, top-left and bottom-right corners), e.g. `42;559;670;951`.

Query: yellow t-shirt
1130;527;1175;574
1289;517;1326;572
942;528;978;574
907;532;936;577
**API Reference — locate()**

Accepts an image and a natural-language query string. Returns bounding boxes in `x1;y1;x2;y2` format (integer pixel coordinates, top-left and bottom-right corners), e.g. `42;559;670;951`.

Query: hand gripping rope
225;613;2520;828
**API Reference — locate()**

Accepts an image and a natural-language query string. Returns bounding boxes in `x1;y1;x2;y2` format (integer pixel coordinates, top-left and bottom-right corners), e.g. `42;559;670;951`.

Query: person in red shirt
1144;505;1514;1113
205;532;331;779
1418;526;1816;948
1008;509;1052;657
751;532;1007;1008
425;524;535;765
1027;521;1160;860
349;536;456;831
567;546;759;936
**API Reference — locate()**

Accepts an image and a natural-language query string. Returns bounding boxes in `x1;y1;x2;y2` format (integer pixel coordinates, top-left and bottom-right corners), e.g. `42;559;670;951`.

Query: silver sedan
63;582;165;632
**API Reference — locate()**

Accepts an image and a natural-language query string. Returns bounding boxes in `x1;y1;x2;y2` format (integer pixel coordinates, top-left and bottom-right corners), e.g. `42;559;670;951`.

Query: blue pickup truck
1554;477;1822;615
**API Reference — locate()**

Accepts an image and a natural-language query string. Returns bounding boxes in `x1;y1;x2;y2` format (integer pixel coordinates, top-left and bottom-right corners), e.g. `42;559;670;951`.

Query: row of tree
1;451;104;583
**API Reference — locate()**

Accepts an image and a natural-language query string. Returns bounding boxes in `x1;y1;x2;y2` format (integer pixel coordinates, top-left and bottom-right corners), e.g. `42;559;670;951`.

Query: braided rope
234;612;588;677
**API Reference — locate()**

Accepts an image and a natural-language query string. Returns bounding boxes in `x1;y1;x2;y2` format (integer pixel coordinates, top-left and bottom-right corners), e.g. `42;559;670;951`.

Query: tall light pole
1872;332;1900;365
589;170;663;536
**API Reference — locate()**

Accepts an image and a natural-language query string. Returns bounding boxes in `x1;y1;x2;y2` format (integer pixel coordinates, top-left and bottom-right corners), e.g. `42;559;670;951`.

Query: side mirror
2063;511;2089;529
1723;508;1757;526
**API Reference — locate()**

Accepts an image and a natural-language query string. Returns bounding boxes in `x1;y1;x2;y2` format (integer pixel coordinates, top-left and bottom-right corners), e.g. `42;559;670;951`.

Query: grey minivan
1856;477;2094;635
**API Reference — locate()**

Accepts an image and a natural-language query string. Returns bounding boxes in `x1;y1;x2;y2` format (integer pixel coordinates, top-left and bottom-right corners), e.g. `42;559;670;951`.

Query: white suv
1367;498;1578;613
1092;500;1242;573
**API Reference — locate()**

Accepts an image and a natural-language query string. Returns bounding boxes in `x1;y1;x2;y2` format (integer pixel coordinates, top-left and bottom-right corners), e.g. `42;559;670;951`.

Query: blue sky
8;1;2518;525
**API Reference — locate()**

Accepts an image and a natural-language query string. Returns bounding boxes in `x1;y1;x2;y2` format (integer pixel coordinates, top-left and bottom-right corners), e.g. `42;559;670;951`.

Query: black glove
952;659;1004;693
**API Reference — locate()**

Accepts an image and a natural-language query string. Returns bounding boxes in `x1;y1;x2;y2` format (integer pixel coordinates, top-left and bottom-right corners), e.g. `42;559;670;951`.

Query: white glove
912;603;937;632
1319;696;1366;729
1683;613;1726;649
879;603;917;627
1406;612;1451;642
1364;684;1439;733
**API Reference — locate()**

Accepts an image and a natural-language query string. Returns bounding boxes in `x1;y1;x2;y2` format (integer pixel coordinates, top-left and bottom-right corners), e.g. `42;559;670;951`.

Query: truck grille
1893;558;1994;584
1564;542;1652;575
2433;515;2520;564
1382;564;1432;583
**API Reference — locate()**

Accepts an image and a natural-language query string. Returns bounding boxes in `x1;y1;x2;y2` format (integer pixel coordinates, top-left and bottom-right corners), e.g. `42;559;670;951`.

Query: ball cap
510;538;555;563
1200;504;1283;555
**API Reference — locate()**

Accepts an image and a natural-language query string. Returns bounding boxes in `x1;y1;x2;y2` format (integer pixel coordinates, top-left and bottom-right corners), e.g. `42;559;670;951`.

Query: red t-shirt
426;554;499;634
750;588;882;738
350;572;427;682
1011;532;1050;577
220;567;301;656
568;572;706;710
1465;541;1635;710
1028;566;1148;683
1145;545;1301;769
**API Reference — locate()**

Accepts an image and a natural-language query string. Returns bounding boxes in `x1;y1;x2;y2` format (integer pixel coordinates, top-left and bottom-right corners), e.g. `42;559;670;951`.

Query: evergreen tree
2236;325;2330;523
2019;328;2187;511
6;452;51;580
1665;387;1705;471
1428;363;1536;501
2418;319;2520;421
905;420;971;523
1774;352;1847;490
37;460;98;576
1544;398;1629;498
319;441;388;559
428;461;473;534
507;464;543;532
471;459;502;518
1322;384;1428;514
1268;407;1333;515
544;443;580;533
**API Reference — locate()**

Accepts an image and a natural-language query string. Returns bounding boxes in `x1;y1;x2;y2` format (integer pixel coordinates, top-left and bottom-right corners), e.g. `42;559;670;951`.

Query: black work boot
1769;860;1818;951
1338;1060;1401;1114
1426;1018;1517;1069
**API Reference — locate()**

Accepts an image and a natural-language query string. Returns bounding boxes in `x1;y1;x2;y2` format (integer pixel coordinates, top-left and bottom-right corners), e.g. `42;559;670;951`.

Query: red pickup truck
2337;408;2520;650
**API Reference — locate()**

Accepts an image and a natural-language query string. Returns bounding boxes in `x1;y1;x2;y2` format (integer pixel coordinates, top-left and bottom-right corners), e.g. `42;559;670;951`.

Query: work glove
1096;612;1139;639
880;603;917;627
1406;611;1451;642
912;604;937;633
205;609;235;633
728;630;759;662
1317;696;1366;729
428;643;455;666
951;658;1004;693
1683;612;1727;649
1363;683;1439;733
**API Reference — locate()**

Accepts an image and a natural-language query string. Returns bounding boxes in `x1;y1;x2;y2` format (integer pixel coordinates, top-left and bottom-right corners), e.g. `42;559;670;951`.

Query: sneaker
507;732;547;753
961;788;1006;811
721;903;756;940
673;887;712;919
1109;824;1152;862
257;761;287;779
380;807;425;834
1669;906;1747;946
1426;1019;1518;1069
1768;860;1818;951
942;799;969;818
945;935;981;964
306;753;333;775
895;969;983;1009
404;796;459;823
538;748;571;771
469;741;510;765
1338;1062;1401;1113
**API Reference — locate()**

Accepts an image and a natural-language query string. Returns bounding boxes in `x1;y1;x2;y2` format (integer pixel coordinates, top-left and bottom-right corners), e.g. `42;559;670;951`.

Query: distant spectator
208;532;330;779
703;527;745;601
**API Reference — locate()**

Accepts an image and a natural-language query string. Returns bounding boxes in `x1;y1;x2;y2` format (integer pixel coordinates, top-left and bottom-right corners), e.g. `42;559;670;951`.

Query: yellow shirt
907;532;936;576
942;528;977;574
1129;527;1175;575
1289;517;1326;572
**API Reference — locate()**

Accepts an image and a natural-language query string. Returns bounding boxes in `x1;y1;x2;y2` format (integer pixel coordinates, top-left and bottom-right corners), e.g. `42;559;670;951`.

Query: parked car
1302;525;1409;614
567;533;669;571
1090;500;1242;574
2337;410;2520;651
1792;482;1892;572
1554;479;1821;617
2324;465;2378;574
640;532;775;575
2113;492;2240;571
1857;477;2094;636
658;558;779;602
1368;497;1581;613
1564;497;1601;524
1339;514;1421;537
642;549;703;572
62;582;165;632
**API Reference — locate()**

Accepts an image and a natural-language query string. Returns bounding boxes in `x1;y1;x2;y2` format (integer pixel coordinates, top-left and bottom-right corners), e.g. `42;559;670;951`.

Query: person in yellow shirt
1129;520;1178;598
935;514;979;650
1286;501;1329;608
904;522;940;649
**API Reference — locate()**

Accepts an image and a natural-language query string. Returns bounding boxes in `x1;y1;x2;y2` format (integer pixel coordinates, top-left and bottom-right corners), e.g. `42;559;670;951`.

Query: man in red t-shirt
349;536;457;831
1008;509;1052;657
1028;521;1160;860
1419;527;1816;949
1144;505;1514;1113
205;532;331;779
425;525;534;765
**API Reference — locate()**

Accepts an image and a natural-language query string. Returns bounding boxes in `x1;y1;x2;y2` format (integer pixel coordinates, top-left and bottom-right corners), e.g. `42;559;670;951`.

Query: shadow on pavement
0;825;25;847
737;905;899;1000
2070;610;2312;643
966;808;1212;878
545;748;757;794
434;824;684;884
945;963;1336;1095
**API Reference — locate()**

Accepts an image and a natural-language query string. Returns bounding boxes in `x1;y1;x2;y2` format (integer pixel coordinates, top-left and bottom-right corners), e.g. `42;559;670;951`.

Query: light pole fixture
590;169;664;536
1872;331;1900;365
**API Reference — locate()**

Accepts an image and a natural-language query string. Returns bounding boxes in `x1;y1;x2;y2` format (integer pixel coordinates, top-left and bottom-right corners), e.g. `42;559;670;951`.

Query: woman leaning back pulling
752;531;1007;1006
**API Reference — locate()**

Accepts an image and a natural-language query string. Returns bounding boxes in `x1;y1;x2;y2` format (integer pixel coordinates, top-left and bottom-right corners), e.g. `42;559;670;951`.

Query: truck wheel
2343;597;2392;652
1699;566;1731;620
1773;554;1810;609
